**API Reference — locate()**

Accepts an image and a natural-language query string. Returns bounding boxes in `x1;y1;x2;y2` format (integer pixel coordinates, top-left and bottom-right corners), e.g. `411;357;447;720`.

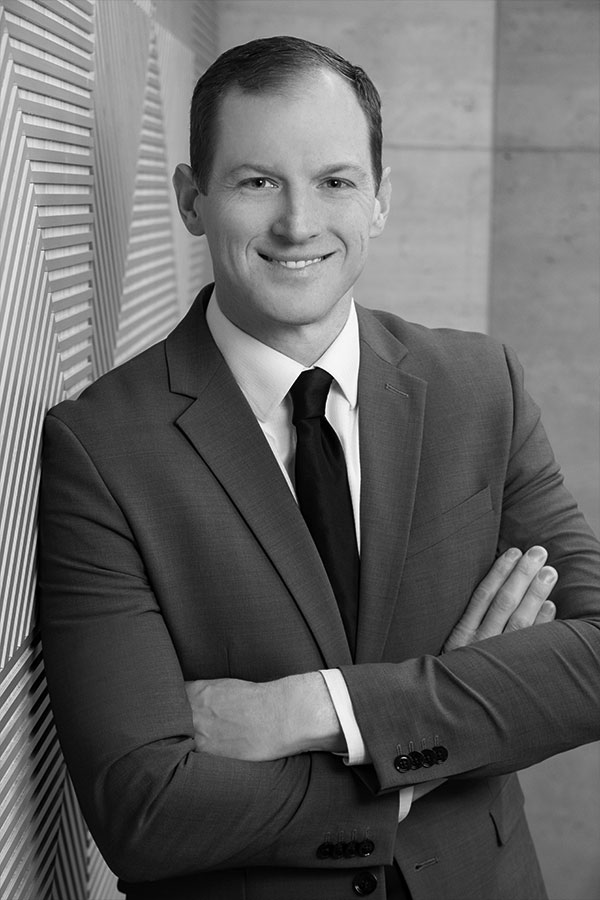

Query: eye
243;177;278;190
323;178;351;190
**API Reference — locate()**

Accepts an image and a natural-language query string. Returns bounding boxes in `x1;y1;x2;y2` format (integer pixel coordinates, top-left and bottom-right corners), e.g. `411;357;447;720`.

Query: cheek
218;212;267;254
210;222;249;262
347;218;373;257
338;201;377;245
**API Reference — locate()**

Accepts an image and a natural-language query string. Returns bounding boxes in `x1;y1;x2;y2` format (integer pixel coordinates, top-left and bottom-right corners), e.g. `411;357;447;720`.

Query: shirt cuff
398;784;414;823
319;668;369;765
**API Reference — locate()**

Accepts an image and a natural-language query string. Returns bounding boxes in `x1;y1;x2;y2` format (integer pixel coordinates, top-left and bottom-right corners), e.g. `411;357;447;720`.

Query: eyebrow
228;162;371;180
227;164;278;178
317;163;370;179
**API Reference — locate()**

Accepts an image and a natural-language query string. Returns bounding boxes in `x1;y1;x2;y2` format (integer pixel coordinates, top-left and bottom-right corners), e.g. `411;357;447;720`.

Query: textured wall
0;1;216;897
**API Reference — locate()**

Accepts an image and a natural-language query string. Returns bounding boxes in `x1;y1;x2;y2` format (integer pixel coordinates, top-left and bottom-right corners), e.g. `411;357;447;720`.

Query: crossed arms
184;545;558;761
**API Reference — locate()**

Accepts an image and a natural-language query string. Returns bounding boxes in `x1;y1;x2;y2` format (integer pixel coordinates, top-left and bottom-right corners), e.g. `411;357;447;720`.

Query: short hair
190;35;383;193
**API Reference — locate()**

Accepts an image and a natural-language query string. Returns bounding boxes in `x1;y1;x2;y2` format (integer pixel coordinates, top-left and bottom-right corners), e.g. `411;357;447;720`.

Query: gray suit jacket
39;286;600;899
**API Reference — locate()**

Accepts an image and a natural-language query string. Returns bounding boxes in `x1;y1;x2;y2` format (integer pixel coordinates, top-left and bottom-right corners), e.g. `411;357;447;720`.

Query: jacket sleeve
341;344;600;792
38;414;399;883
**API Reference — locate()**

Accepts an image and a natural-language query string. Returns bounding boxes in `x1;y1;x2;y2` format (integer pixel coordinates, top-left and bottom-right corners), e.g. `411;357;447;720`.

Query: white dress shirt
206;292;414;822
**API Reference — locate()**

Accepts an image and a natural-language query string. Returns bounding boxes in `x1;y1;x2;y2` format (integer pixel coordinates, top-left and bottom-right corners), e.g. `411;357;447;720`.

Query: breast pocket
407;485;493;557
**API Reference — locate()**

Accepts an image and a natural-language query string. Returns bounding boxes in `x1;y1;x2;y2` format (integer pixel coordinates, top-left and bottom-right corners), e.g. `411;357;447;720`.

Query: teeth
268;257;323;269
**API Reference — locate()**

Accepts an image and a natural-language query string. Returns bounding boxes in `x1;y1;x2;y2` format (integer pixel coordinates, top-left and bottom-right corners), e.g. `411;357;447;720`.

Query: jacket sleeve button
331;841;344;859
344;840;358;858
433;744;449;763
358;839;375;857
352;871;378;895
316;842;333;859
421;748;436;767
394;754;411;772
409;751;424;769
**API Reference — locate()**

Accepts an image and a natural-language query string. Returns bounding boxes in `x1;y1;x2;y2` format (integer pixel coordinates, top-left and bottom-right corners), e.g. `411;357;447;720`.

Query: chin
266;300;341;327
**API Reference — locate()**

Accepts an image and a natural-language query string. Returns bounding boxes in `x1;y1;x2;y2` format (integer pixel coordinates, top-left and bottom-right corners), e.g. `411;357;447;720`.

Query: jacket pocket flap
407;485;493;557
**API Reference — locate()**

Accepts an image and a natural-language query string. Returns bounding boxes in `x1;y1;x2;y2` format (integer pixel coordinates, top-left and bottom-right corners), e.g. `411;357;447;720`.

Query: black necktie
290;367;360;655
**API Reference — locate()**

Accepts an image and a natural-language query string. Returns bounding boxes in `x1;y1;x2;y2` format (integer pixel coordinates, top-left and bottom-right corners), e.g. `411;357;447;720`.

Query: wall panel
490;3;600;899
1;0;94;676
0;637;63;900
92;0;149;376
0;2;217;896
112;26;179;367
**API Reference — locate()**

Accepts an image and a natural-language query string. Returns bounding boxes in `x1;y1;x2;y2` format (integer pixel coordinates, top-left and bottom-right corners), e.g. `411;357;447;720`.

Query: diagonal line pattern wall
113;26;179;367
1;0;95;673
0;1;218;897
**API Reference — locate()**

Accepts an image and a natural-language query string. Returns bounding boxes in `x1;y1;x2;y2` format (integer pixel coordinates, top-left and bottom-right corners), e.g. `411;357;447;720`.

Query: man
39;37;600;900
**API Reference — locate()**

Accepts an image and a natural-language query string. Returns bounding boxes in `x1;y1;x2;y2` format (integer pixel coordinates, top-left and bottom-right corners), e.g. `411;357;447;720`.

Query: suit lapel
355;306;427;663
166;288;352;668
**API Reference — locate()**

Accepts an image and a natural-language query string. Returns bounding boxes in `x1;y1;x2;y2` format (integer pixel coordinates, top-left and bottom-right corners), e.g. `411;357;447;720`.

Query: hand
184;671;343;761
442;546;557;652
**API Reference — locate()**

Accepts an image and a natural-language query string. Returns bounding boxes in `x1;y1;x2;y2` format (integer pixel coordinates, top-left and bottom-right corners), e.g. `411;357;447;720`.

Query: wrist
280;672;345;754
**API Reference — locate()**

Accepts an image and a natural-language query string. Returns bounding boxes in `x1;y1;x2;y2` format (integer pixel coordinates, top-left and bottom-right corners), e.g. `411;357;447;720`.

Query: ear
369;166;391;238
172;163;205;236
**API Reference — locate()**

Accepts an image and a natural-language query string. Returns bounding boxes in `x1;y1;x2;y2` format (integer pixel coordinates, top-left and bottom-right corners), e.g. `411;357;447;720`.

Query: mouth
258;252;334;269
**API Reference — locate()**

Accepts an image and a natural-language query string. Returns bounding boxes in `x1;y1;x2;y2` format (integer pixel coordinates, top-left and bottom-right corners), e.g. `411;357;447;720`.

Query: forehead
212;70;372;174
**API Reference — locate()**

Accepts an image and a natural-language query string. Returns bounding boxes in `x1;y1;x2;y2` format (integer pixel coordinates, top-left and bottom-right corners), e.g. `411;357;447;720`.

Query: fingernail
539;567;557;584
506;548;522;562
528;546;547;563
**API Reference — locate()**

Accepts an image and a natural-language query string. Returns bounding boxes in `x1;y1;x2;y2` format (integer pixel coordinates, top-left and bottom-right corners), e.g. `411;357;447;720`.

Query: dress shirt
206;292;414;823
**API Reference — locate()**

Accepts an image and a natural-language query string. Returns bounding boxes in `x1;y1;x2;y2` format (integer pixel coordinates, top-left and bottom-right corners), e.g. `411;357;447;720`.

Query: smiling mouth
258;253;333;269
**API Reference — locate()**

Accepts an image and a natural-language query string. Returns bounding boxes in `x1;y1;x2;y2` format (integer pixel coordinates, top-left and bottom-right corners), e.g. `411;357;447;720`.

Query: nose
271;187;321;243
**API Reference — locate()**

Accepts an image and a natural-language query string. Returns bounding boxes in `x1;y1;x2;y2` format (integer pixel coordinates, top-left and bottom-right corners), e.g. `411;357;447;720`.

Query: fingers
443;546;558;652
533;599;556;626
443;547;524;651
476;547;556;640
501;566;558;633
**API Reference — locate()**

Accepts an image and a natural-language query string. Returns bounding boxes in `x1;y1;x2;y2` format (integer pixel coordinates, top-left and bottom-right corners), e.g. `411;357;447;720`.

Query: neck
213;291;353;366
256;322;345;366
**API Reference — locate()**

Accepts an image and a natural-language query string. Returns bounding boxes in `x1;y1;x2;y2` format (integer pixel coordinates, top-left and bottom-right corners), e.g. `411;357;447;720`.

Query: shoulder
47;287;216;437
362;306;499;353
44;338;175;451
358;305;511;380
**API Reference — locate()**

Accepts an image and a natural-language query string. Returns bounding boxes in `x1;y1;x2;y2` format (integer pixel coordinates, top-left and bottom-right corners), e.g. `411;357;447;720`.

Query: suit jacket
39;286;600;900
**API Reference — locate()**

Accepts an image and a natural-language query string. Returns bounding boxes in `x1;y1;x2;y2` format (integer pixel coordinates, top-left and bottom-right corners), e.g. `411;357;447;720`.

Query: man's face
190;69;390;356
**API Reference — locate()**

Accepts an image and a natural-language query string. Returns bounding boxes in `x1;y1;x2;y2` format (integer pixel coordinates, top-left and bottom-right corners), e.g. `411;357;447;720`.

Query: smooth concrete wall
490;0;599;537
216;2;600;899
490;3;600;899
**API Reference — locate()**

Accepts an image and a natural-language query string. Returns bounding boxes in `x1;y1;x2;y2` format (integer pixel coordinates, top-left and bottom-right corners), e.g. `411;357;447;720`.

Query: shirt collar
206;292;360;422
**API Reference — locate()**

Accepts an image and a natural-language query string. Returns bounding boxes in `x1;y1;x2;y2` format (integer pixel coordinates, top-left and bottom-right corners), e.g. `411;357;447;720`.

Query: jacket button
344;840;359;858
357;838;375;857
331;841;344;859
433;744;449;763
316;842;333;859
352;871;378;895
421;748;436;767
394;754;411;772
409;751;424;769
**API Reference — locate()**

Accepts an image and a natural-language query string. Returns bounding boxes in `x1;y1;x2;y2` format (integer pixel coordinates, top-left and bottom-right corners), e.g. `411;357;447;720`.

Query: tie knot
290;367;333;423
